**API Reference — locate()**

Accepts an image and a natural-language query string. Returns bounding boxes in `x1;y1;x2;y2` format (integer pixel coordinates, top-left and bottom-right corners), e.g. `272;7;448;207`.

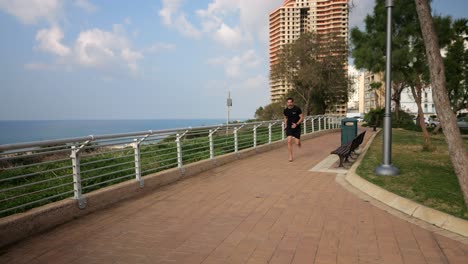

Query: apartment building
363;71;385;114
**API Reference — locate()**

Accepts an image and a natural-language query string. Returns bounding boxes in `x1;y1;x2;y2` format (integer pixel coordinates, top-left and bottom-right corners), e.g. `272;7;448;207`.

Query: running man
283;97;304;162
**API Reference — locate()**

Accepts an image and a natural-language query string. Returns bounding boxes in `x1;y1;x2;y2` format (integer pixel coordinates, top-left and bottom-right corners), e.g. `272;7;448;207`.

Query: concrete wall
0;129;339;248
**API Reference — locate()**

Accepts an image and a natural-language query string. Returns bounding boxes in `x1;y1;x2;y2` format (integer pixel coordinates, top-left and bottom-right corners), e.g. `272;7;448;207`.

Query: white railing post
319;117;322;131
132;139;144;188
176;134;182;168
234;128;239;152
175;130;189;169
303;119;307;134
209;130;214;159
282;122;285;140
312;117;315;132
268;123;272;144
71;146;86;209
253;127;257;148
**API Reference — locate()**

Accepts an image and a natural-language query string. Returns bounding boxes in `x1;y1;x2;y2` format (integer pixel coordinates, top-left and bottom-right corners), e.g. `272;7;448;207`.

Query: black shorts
286;126;301;139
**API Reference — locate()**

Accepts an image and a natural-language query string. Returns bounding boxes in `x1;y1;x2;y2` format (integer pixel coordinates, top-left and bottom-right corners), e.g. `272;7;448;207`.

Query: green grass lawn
356;129;468;220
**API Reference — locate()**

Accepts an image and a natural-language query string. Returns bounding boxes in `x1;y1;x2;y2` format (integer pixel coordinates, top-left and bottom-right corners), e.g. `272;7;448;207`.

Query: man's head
287;97;294;108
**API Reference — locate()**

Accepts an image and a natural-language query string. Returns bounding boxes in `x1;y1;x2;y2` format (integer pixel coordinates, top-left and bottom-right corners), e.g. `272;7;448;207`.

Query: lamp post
375;0;400;176
226;91;232;135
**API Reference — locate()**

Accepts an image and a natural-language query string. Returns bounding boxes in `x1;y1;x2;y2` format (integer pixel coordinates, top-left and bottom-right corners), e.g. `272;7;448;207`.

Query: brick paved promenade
1;130;467;263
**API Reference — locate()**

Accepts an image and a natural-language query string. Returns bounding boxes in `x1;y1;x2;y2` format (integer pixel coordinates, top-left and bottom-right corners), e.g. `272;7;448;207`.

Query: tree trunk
415;0;468;207
305;102;311;116
432;123;442;134
410;85;431;147
392;82;404;120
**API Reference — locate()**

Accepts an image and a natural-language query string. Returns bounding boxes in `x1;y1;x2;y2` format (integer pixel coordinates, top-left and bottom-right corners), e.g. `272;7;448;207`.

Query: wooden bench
331;131;366;167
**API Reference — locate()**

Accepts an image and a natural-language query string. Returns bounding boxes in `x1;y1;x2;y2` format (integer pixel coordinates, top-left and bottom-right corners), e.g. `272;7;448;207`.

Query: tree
255;102;284;121
431;19;467;134
415;0;468;207
350;0;451;148
271;32;349;115
392;80;407;120
410;84;431;147
445;19;468;113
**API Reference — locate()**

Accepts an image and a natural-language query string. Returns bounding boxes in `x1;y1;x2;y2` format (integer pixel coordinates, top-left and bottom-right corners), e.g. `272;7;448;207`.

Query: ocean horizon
0;119;245;145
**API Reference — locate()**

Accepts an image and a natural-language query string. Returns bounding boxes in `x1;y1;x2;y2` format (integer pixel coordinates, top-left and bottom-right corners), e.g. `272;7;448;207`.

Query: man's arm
296;113;304;126
291;113;303;129
284;115;288;129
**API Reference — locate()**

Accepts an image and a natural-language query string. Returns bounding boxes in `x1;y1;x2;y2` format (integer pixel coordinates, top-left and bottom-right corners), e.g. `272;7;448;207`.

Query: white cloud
159;0;201;38
174;14;202;39
24;62;57;71
74;0;97;13
35;26;71;56
158;0;202;39
241;74;268;91
30;24;143;76
159;0;182;25
158;0;282;46
208;50;261;78
146;42;176;53
0;0;63;24
214;24;243;48
196;0;282;46
74;27;143;74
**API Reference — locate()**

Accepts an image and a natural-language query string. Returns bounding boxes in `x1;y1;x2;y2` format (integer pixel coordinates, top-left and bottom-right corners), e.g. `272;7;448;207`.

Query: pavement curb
344;129;468;239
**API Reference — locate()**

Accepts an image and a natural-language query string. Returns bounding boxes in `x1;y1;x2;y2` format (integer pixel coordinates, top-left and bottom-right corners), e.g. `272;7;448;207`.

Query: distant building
347;65;360;114
358;72;365;114
400;86;436;117
358;69;437;117
363;71;385;113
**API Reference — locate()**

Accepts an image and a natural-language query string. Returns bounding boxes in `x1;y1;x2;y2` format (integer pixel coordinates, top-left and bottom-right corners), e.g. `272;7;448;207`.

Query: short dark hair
287;97;294;102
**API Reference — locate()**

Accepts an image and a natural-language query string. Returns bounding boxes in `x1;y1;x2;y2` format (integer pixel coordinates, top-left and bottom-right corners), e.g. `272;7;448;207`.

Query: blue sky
0;0;466;120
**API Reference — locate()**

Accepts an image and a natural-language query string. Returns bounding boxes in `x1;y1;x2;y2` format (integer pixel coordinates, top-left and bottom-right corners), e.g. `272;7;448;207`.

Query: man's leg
294;137;301;148
287;136;293;161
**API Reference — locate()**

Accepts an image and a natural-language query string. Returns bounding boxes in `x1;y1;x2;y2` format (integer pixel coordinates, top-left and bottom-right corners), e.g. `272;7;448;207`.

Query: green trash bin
341;118;358;145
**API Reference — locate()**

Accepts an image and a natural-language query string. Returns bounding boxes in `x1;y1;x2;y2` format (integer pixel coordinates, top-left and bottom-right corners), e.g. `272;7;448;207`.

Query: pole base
375;164;400;176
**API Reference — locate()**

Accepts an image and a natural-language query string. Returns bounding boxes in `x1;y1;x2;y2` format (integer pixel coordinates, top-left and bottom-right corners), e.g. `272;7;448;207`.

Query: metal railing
0;115;343;217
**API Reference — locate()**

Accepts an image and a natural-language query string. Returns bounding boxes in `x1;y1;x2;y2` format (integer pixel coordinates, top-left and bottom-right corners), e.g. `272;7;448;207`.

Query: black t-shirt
283;106;302;127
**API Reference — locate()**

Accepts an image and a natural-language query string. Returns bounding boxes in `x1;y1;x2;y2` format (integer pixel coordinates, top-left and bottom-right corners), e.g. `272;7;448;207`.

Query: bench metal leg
338;156;345;167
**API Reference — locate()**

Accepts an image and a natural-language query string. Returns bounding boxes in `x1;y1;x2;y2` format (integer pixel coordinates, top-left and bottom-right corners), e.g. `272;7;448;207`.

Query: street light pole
226;91;232;135
375;0;400;176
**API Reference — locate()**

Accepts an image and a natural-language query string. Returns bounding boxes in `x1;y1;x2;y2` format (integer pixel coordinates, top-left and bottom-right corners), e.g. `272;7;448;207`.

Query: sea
0;119;229;145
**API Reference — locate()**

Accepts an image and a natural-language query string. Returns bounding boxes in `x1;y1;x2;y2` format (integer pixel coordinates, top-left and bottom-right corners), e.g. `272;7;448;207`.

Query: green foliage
364;108;418;130
444;19;468;112
392;110;417;130
350;0;452;106
255;102;284;121
364;108;384;127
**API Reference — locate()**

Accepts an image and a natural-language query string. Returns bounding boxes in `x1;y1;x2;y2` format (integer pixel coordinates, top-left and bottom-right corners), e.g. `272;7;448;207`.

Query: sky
0;0;466;120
